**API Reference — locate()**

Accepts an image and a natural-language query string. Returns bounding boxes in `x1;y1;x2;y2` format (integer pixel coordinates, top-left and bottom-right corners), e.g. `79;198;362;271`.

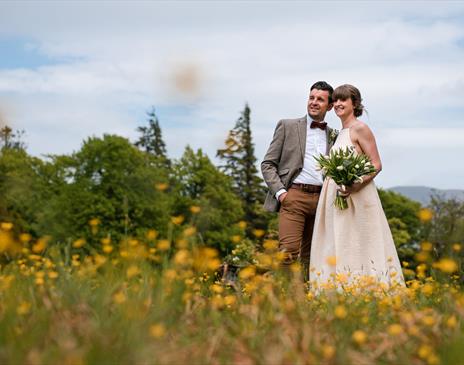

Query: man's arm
261;120;287;198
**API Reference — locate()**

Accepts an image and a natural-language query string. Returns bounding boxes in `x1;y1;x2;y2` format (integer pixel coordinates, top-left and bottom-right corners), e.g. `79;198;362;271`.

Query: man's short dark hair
310;81;334;103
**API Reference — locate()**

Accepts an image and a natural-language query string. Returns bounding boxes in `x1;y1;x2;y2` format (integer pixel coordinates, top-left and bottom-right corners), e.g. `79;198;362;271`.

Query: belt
290;183;322;193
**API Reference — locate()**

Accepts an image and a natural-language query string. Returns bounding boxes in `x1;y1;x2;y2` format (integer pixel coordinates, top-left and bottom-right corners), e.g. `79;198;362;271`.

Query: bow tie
310;121;327;130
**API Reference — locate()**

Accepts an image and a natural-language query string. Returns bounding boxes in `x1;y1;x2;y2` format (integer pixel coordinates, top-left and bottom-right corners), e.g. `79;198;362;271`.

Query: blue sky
1;1;464;189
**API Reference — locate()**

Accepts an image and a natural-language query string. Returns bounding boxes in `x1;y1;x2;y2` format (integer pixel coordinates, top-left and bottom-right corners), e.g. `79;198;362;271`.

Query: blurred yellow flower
422;283;434;296
16;301;31;315
48;271;59;279
101;237;111;245
183;226;197;237
321;345;335;359
19;233;32;243
237;221;247;229
231;235;241;243
421;241;433;251
263;239;278;251
239;266;256;280
252;229;265;238
334;305;347;319
415;251;431;262
433;258;458;274
452;243;461;252
149;323;166;338
88;218;100;227
72;239;86;248
224;295;236;307
174;249;190;266
126;265;141;278
112;291;126;304
103;245;114;254
171;215;184;225
146;229;158;240
0;222;13;231
189;205;201;214
352;330;367;345
155;183;168;191
326;256;337;266
418;208;433;222
446;315;457;328
417;344;433;359
157;239;171;251
421;315;436;326
32;237;49;253
387;324;403;336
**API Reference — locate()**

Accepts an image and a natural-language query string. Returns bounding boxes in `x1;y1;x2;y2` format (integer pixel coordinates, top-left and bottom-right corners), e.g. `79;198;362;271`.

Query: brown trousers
278;187;320;276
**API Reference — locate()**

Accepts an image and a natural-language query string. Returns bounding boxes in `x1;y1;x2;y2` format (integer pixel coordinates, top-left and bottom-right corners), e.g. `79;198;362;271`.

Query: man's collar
307;114;325;124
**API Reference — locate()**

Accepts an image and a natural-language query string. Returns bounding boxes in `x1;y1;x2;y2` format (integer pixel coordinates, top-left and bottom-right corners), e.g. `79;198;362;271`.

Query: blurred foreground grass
0;221;464;365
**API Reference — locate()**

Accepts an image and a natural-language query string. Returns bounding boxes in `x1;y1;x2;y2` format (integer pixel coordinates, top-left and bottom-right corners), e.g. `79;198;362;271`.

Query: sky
0;1;463;189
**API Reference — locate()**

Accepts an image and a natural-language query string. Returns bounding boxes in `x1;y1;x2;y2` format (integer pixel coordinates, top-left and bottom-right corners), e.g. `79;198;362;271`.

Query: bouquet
314;146;377;210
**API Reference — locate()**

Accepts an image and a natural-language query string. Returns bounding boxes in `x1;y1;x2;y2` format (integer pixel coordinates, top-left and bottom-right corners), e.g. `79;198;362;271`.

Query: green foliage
134;107;170;166
217;104;270;234
36;135;172;245
378;189;422;264
172;146;244;254
424;194;464;256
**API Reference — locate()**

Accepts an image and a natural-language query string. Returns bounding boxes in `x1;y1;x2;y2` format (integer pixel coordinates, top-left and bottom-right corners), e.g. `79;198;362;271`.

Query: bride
309;84;405;289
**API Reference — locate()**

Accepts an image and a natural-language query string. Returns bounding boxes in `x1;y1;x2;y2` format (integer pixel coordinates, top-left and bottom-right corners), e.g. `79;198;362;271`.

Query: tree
37;135;173;246
217;104;269;234
134;107;169;166
172;146;244;254
0;125;26;150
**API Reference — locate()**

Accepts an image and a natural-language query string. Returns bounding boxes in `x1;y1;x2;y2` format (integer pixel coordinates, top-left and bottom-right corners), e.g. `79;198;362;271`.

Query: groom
261;81;335;279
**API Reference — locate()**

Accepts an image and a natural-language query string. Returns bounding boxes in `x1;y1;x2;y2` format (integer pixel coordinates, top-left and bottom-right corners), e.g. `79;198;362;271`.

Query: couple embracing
261;81;404;288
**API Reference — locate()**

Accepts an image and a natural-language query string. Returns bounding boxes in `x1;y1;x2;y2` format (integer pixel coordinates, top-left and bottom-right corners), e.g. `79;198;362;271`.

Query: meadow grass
0;223;463;365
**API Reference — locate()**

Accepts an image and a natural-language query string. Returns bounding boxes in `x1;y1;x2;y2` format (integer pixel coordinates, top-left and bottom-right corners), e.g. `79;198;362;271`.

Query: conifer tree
135;107;169;165
217;104;267;232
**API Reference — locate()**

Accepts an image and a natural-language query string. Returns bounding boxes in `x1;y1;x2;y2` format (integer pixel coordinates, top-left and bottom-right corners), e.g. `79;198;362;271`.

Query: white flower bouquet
314;146;377;209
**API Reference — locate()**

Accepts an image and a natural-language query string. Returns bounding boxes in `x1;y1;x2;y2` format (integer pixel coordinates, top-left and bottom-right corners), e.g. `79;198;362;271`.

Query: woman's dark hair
310;81;334;103
332;84;364;117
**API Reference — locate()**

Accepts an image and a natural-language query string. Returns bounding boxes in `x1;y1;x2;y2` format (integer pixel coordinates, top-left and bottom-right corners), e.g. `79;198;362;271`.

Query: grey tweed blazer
261;116;335;212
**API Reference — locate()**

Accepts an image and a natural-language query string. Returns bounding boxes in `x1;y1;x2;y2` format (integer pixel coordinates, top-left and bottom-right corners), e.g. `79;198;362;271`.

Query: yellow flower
171;215;184;225
101;237;111;245
231;235;241;243
452;243;461;252
102;245;114;254
422;283;434;296
183;226;197;237
157;239;171;251
88;218;100;227
421;315;435;326
72;239;86;248
174;249;191;266
252;229;265;238
387;324;403;336
433;258;458;274
48;271;59;279
224;295;236;307
16;301;31;315
0;222;13;231
239;266;256;280
237;221;247;229
352;330;367;345
334;305;347;319
32;237;49;253
112;291;126;304
421;241;433;251
211;284;224;294
418;208;433;222
149;323;166;338
415;251;431;262
189;205;201;214
155;182;168;191
146;229;158;240
326;256;337;266
446;315;457;328
19;233;32;243
263;239;278;251
321;345;335;359
418;344;433;359
126;265;141;278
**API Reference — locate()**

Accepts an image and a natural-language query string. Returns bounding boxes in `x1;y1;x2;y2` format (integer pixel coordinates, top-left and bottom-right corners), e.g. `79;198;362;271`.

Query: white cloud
0;1;464;188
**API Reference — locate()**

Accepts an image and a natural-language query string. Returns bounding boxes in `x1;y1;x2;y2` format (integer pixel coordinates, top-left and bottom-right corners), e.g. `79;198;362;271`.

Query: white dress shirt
275;115;327;200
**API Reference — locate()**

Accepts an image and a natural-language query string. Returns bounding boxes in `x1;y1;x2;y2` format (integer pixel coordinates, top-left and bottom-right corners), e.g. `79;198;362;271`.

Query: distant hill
388;186;464;206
